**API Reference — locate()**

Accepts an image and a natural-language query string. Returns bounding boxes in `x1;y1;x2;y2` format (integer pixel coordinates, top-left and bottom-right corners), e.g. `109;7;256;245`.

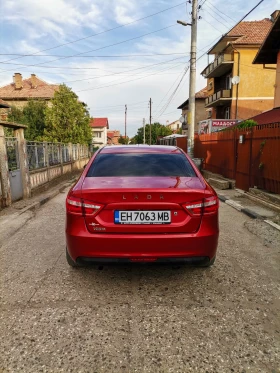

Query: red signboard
212;120;237;127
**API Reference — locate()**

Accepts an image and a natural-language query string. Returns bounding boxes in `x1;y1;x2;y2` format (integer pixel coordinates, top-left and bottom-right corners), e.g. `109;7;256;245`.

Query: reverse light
66;196;103;216
185;196;218;216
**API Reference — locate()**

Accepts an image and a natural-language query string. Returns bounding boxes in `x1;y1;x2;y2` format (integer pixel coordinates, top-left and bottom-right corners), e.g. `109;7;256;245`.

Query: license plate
114;210;171;224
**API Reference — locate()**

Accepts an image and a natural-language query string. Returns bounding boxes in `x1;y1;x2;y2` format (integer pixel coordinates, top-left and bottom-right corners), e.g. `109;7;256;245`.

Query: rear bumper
66;215;219;263
76;256;210;265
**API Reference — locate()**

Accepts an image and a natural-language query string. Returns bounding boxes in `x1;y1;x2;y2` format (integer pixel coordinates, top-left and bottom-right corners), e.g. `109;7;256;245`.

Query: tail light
66;195;103;217
184;196;218;216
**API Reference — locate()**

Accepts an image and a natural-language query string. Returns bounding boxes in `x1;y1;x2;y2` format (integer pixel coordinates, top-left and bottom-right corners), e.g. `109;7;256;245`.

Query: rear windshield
87;153;196;177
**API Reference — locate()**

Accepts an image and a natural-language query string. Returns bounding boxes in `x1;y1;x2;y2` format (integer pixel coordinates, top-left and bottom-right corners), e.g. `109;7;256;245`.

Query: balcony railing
201;54;234;78
205;89;232;107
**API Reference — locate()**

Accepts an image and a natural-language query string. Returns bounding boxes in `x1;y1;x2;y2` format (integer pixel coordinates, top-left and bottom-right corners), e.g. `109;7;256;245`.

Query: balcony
201;54;234;78
205;89;232;108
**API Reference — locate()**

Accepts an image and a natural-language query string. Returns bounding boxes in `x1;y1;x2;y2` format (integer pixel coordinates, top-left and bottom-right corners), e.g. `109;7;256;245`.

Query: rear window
87;153;196;177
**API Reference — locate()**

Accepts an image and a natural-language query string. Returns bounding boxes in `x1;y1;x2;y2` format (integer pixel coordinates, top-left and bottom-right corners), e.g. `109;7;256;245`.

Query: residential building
90;118;109;148
253;10;280;109
166;120;181;134
201;17;275;121
107;130;120;145
0;73;59;119
177;87;208;134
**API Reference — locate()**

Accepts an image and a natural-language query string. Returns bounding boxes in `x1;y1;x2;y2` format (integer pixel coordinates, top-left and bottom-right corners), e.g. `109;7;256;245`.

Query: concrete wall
29;158;89;191
0;130;90;207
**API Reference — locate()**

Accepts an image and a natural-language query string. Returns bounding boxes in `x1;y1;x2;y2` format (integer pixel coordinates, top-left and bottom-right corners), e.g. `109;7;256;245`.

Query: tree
119;135;129;144
7;106;26;124
133;122;172;144
23;100;47;141
44;84;92;144
7;102;47;140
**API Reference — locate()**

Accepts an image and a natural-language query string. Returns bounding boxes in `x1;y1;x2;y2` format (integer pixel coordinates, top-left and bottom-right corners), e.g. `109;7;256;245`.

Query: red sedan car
65;145;219;267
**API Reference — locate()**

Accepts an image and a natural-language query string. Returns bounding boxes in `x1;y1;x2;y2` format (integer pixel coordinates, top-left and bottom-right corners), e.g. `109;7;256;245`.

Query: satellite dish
179;115;186;124
232;76;240;85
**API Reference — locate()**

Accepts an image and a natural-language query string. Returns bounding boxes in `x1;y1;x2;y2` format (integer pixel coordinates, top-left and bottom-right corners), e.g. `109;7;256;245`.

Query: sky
0;0;279;137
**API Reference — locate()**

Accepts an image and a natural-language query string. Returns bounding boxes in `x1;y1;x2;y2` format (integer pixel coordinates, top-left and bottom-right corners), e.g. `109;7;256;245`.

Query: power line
0;52;187;58
157;66;189;117
204;1;237;23
76;61;186;93
202;4;235;28
154;67;186;114
226;0;265;35
201;17;227;34
91;100;148;110
0;24;178;70
0;58;188;70
200;6;232;30
0;1;187;64
61;56;186;84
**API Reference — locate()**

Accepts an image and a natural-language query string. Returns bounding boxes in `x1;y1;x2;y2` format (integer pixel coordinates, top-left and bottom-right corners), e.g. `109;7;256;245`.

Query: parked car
65;145;219;267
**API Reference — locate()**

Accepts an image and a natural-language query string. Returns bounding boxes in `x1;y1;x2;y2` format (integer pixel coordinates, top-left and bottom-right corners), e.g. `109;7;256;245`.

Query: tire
197;256;216;268
66;247;80;268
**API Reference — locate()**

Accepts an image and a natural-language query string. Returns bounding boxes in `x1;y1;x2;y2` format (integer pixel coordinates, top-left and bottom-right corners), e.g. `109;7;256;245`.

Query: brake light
185;201;203;216
203;196;219;214
184;196;218;216
66;196;103;216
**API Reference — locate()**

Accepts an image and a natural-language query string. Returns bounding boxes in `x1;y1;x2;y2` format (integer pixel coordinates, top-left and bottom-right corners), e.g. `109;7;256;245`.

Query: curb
218;194;265;220
217;194;280;231
19;181;73;215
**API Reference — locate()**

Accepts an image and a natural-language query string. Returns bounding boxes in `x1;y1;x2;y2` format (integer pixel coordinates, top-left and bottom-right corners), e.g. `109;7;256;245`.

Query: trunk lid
81;176;206;234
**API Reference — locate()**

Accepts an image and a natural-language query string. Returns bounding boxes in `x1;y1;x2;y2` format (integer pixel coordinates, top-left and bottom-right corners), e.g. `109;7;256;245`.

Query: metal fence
26;141;89;171
194;123;280;194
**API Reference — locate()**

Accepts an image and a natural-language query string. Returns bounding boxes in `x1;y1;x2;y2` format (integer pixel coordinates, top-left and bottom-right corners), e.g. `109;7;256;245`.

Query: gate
6;137;23;201
235;130;252;191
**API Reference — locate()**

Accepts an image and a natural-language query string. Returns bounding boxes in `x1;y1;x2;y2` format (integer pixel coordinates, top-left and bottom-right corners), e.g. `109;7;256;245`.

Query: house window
225;75;232;90
95;131;102;138
225;107;230;119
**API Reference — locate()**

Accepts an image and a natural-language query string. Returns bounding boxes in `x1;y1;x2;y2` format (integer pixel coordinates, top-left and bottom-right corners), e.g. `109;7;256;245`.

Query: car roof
100;145;183;154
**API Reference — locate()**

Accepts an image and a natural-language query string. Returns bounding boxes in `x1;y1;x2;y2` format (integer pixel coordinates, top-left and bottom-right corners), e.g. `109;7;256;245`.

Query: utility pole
188;0;198;158
149;98;152;145
143;118;146;144
125;105;127;143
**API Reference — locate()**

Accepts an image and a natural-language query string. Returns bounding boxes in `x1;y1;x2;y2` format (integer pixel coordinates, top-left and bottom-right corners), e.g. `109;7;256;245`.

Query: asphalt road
0;189;280;373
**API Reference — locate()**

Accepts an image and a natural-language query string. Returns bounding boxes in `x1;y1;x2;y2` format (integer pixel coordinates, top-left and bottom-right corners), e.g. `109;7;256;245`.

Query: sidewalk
216;188;280;231
0;175;77;248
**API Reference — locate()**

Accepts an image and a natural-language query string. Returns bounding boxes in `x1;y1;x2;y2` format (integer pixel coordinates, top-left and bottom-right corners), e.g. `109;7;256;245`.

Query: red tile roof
250;107;280;124
107;131;114;138
0;75;59;99
90;118;109;128
195;87;208;99
177;87;207;109
228;18;272;45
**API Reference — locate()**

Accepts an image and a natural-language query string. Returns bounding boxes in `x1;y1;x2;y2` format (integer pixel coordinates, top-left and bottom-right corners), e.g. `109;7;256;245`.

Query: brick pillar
275;51;280;108
0;125;12;207
14;128;31;199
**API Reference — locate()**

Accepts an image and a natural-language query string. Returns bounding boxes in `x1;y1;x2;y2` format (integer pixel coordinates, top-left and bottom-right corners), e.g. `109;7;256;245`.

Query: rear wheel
66;247;80;268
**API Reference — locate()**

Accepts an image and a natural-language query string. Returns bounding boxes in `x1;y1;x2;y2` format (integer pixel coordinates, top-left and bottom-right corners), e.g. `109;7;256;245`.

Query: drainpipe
229;43;240;120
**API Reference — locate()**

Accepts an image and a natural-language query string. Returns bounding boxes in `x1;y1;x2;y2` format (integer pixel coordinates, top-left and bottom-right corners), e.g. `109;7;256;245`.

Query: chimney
271;10;280;22
13;73;23;90
31;73;37;88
